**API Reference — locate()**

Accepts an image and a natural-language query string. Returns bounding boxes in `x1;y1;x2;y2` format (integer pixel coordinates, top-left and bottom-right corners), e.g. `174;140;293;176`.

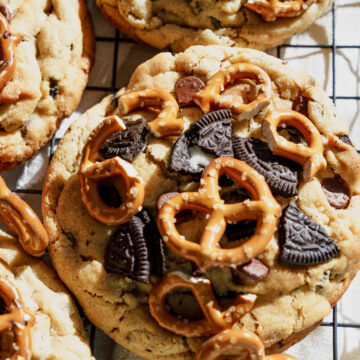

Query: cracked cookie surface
95;0;332;51
42;46;360;359
0;229;94;359
0;0;94;171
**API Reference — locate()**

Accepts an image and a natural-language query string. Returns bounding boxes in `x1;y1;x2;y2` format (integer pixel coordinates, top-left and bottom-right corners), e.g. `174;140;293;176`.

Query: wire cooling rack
2;1;360;359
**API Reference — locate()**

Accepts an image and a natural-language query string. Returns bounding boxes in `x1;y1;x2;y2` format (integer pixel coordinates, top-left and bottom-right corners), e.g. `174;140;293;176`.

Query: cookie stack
0;1;358;360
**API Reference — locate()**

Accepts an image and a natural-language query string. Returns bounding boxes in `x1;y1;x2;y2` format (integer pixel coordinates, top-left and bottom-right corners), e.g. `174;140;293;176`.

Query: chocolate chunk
232;258;269;285
169;110;233;176
157;192;193;223
99;119;149;162
279;201;340;267
98;183;122;208
232;136;300;197
0;5;11;22
104;209;166;283
322;175;350;209
175;76;205;107
49;78;59;98
338;135;353;146
292;96;309;116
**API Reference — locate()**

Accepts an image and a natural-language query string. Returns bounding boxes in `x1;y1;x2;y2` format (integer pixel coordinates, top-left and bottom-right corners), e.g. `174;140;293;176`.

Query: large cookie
95;0;332;51
0;0;94;171
0;230;94;359
42;46;360;359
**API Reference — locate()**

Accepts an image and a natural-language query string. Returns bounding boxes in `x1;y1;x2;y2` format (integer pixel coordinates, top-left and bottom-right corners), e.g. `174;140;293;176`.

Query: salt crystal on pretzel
193;63;272;120
157;157;281;271
194;328;297;360
118;89;184;137
262;110;327;181
245;0;315;22
78;115;145;226
0;176;48;257
149;272;256;337
0;277;35;360
0;12;20;91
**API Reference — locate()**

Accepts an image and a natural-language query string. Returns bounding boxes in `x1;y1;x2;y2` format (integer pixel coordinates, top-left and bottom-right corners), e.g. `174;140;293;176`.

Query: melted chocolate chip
232;258;269;285
322;175;350;209
292;96;309;116
279;202;340;267
175;76;205;107
49;78;59;98
169;110;233;176
99;119;149;162
232;136;300;197
104;209;166;283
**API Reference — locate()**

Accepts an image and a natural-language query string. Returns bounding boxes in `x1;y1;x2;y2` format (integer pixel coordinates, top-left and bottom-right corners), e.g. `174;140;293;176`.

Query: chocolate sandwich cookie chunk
43;46;360;360
279;202;340;267
232;136;300;197
105;209;166;283
0;1;94;171
95;0;333;52
169;109;233;175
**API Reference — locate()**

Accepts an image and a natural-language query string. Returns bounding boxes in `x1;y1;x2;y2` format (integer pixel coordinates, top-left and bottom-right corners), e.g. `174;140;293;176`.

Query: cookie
42;46;360;359
0;231;94;359
0;1;94;171
95;0;333;51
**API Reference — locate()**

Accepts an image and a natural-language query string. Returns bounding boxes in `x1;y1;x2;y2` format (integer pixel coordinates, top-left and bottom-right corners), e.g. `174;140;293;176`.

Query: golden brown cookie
42;46;360;359
0;0;95;171
95;0;333;51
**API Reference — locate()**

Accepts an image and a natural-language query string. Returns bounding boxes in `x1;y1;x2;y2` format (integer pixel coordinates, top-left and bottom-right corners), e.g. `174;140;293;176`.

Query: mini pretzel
149;272;256;337
118;89;184;137
0;277;35;360
0;12;20;91
193;63;272;120
194;328;297;360
245;0;315;22
157;157;281;271
0;177;48;257
78;115;145;226
262;110;327;181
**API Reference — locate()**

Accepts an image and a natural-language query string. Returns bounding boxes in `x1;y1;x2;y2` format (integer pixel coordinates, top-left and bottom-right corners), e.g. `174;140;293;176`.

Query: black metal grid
8;1;360;358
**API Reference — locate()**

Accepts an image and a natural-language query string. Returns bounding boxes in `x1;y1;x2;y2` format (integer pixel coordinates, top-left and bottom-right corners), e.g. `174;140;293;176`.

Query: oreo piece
322;175;350;209
99;119;149;162
279;201;340;267
169;110;233;176
232;136;300;197
104;209;166;283
175;76;205;108
232;258;269;285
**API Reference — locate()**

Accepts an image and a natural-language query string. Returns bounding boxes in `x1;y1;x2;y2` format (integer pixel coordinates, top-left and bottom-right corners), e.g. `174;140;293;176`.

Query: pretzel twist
193;63;272;119
78;116;145;226
0;177;48;256
118;89;184;137
0;12;20;92
0;277;35;360
194;328;297;360
157;157;281;271
245;0;315;22
262;110;327;181
149;272;256;337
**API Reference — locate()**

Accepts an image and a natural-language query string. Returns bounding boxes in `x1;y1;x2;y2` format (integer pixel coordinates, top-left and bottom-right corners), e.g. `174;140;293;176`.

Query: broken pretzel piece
193;63;272;120
262;110;326;181
149;272;256;337
245;0;315;22
194;328;297;360
118;89;184;137
0;176;48;257
0;277;35;360
78;116;145;226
